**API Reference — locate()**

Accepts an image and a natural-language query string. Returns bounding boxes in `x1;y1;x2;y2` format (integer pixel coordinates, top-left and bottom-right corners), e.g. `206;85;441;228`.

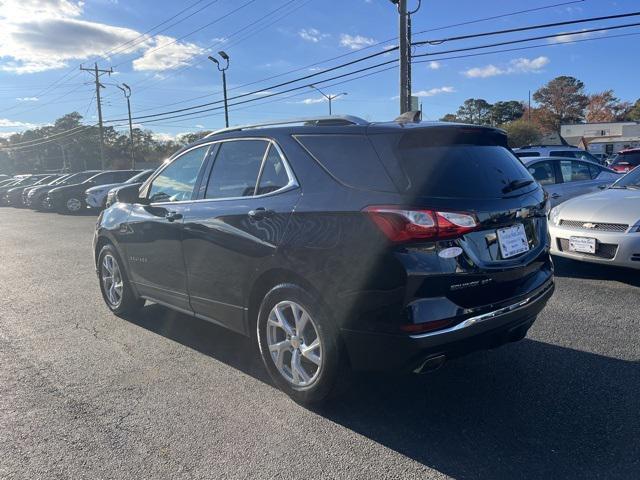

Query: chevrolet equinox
93;115;555;403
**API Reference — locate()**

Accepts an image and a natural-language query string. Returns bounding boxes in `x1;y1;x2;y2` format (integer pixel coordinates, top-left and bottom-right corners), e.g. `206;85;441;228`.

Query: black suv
93;115;554;403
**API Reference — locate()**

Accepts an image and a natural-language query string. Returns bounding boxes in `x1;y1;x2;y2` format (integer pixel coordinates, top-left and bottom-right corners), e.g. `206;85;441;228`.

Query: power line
104;12;640;124
109;24;640;126
117;0;585;115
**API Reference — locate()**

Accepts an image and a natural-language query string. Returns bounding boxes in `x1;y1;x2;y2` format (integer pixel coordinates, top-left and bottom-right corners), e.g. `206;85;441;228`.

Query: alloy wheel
66;197;82;212
101;254;123;307
266;301;323;387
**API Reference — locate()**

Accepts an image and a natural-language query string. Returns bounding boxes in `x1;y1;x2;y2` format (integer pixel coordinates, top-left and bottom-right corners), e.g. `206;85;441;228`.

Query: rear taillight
364;206;477;242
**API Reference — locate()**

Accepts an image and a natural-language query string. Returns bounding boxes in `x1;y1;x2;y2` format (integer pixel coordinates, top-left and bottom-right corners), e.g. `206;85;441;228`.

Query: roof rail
206;115;369;136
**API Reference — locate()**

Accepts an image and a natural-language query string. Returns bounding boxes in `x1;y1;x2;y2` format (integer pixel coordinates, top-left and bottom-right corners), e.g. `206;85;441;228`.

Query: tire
256;284;350;404
97;244;144;316
59;196;83;214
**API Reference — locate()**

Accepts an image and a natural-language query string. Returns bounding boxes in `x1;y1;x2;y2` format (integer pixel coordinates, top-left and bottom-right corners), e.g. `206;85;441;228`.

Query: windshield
612;168;640;189
612;152;640;167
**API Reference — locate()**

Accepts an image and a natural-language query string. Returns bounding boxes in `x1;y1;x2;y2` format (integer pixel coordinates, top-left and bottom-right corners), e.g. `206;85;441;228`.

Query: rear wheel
257;284;349;404
98;245;144;315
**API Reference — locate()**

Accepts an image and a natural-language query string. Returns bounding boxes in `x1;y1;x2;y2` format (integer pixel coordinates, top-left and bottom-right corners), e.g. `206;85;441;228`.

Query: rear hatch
368;125;551;310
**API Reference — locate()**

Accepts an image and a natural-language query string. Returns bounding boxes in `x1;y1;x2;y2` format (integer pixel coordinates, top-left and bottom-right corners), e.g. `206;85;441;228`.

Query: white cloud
427;61;441;70
339;33;376;50
548;30;604;44
298;28;329;43
299;97;327;105
0;118;39;128
0;0;205;73
132;35;203;71
16;96;39;102
463;56;549;78
413;86;455;97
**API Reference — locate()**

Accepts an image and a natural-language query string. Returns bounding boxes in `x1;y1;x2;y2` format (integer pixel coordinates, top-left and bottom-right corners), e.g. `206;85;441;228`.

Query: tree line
0;112;211;174
439;76;640;147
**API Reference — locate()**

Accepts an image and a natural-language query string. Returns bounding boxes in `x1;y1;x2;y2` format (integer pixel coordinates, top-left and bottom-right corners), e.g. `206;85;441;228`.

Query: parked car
549;167;640;269
0;174;51;206
523;156;621;207
5;174;63;207
93;116;554;403
27;170;101;210
85;169;152;209
513;145;603;164
23;174;71;207
0;178;18;188
609;148;640;173
45;170;139;214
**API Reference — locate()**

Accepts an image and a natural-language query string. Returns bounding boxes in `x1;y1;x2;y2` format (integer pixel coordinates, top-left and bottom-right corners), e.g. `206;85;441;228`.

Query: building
561;121;640;155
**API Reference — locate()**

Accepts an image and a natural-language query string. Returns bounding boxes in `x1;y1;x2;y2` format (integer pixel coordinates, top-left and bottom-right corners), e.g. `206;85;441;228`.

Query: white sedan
548;168;640;269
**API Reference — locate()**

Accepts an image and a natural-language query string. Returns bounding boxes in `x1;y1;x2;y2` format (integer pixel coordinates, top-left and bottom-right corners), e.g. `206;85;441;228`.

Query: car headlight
548;206;561;226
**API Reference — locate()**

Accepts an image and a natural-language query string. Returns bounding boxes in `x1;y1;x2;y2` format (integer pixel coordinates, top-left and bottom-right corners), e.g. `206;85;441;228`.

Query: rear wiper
502;179;534;194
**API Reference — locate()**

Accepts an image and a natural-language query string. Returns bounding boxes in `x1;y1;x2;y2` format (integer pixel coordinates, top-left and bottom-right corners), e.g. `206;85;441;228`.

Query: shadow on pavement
123;304;639;480
553;256;640;287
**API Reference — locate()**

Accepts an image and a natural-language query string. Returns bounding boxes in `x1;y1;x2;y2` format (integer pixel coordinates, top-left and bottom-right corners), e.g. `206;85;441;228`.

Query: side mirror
598;184;608;190
116;183;147;205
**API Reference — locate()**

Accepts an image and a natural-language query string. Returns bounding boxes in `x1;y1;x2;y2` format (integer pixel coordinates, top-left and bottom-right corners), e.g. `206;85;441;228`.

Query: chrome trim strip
409;283;553;339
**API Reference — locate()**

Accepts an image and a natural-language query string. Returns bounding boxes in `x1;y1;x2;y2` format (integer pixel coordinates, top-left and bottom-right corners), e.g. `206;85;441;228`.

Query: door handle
551;193;561;199
165;211;183;222
248;207;274;220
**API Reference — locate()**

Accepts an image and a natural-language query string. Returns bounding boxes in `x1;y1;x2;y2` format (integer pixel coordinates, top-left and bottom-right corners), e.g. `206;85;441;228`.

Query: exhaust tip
413;354;446;374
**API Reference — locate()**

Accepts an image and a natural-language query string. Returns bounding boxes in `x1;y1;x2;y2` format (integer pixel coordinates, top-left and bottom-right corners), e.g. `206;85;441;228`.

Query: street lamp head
208;55;219;65
218;50;229;61
122;83;130;89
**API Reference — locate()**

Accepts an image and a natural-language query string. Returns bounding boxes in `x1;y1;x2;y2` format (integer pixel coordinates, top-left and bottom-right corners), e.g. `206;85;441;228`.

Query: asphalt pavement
0;208;638;480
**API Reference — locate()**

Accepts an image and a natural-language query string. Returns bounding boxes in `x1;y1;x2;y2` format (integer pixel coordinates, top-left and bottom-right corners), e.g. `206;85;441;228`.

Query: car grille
557;238;618;259
559;220;629;232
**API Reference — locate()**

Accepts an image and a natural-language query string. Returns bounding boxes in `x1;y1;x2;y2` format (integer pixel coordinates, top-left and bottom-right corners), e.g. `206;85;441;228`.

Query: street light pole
309;85;348;115
208;51;230;128
117;83;135;169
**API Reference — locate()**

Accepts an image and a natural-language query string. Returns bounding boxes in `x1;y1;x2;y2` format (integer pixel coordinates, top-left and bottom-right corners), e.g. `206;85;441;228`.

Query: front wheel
60;196;84;214
98;245;144;316
256;284;349;404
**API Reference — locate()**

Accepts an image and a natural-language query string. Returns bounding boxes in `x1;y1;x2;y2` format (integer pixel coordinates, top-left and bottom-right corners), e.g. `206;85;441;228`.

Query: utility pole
117;83;135;169
398;0;409;114
528;90;532;123
80;63;112;169
208;51;230;128
391;0;421;114
309;85;348;115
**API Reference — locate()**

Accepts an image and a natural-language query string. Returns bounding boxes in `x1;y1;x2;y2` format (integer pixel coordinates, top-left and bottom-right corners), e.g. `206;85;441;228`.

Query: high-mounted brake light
364;206;477;242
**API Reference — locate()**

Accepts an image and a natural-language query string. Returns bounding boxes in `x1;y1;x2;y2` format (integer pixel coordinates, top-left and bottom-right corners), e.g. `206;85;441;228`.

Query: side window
588;164;602;179
205;140;268;199
560;160;591;183
256;145;290;195
148;146;209;203
527;162;555;185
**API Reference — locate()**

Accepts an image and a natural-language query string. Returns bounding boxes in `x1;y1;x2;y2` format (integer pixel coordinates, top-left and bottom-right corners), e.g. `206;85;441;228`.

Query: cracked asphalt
0;208;638;480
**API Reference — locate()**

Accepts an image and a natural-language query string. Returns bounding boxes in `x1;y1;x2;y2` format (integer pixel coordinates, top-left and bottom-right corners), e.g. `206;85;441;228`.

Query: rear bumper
341;279;554;372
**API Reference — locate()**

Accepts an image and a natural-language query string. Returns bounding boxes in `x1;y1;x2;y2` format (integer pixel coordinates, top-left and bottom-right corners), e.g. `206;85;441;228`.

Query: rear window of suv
396;145;534;198
613;152;640;166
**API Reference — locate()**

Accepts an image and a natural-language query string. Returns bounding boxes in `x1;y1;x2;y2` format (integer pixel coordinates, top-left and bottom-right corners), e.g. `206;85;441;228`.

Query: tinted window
515;151;541;158
613;152;640;167
396;145;534;198
528;162;555;185
256;145;290;195
125;170;153;184
560;160;591;182
295;134;394;191
588;164;602;179
205;140;267;199
550;151;577;158
148;146;209;202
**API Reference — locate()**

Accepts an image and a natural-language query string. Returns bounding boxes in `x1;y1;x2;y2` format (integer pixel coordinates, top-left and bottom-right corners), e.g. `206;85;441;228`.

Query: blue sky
0;0;638;140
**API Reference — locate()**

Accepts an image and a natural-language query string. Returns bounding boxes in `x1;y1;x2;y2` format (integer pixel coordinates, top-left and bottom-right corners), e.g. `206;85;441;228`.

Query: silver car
523;156;620;207
548;168;640;269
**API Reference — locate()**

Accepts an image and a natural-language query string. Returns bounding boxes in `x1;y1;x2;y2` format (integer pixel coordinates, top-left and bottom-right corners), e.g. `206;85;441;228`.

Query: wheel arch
246;268;323;337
